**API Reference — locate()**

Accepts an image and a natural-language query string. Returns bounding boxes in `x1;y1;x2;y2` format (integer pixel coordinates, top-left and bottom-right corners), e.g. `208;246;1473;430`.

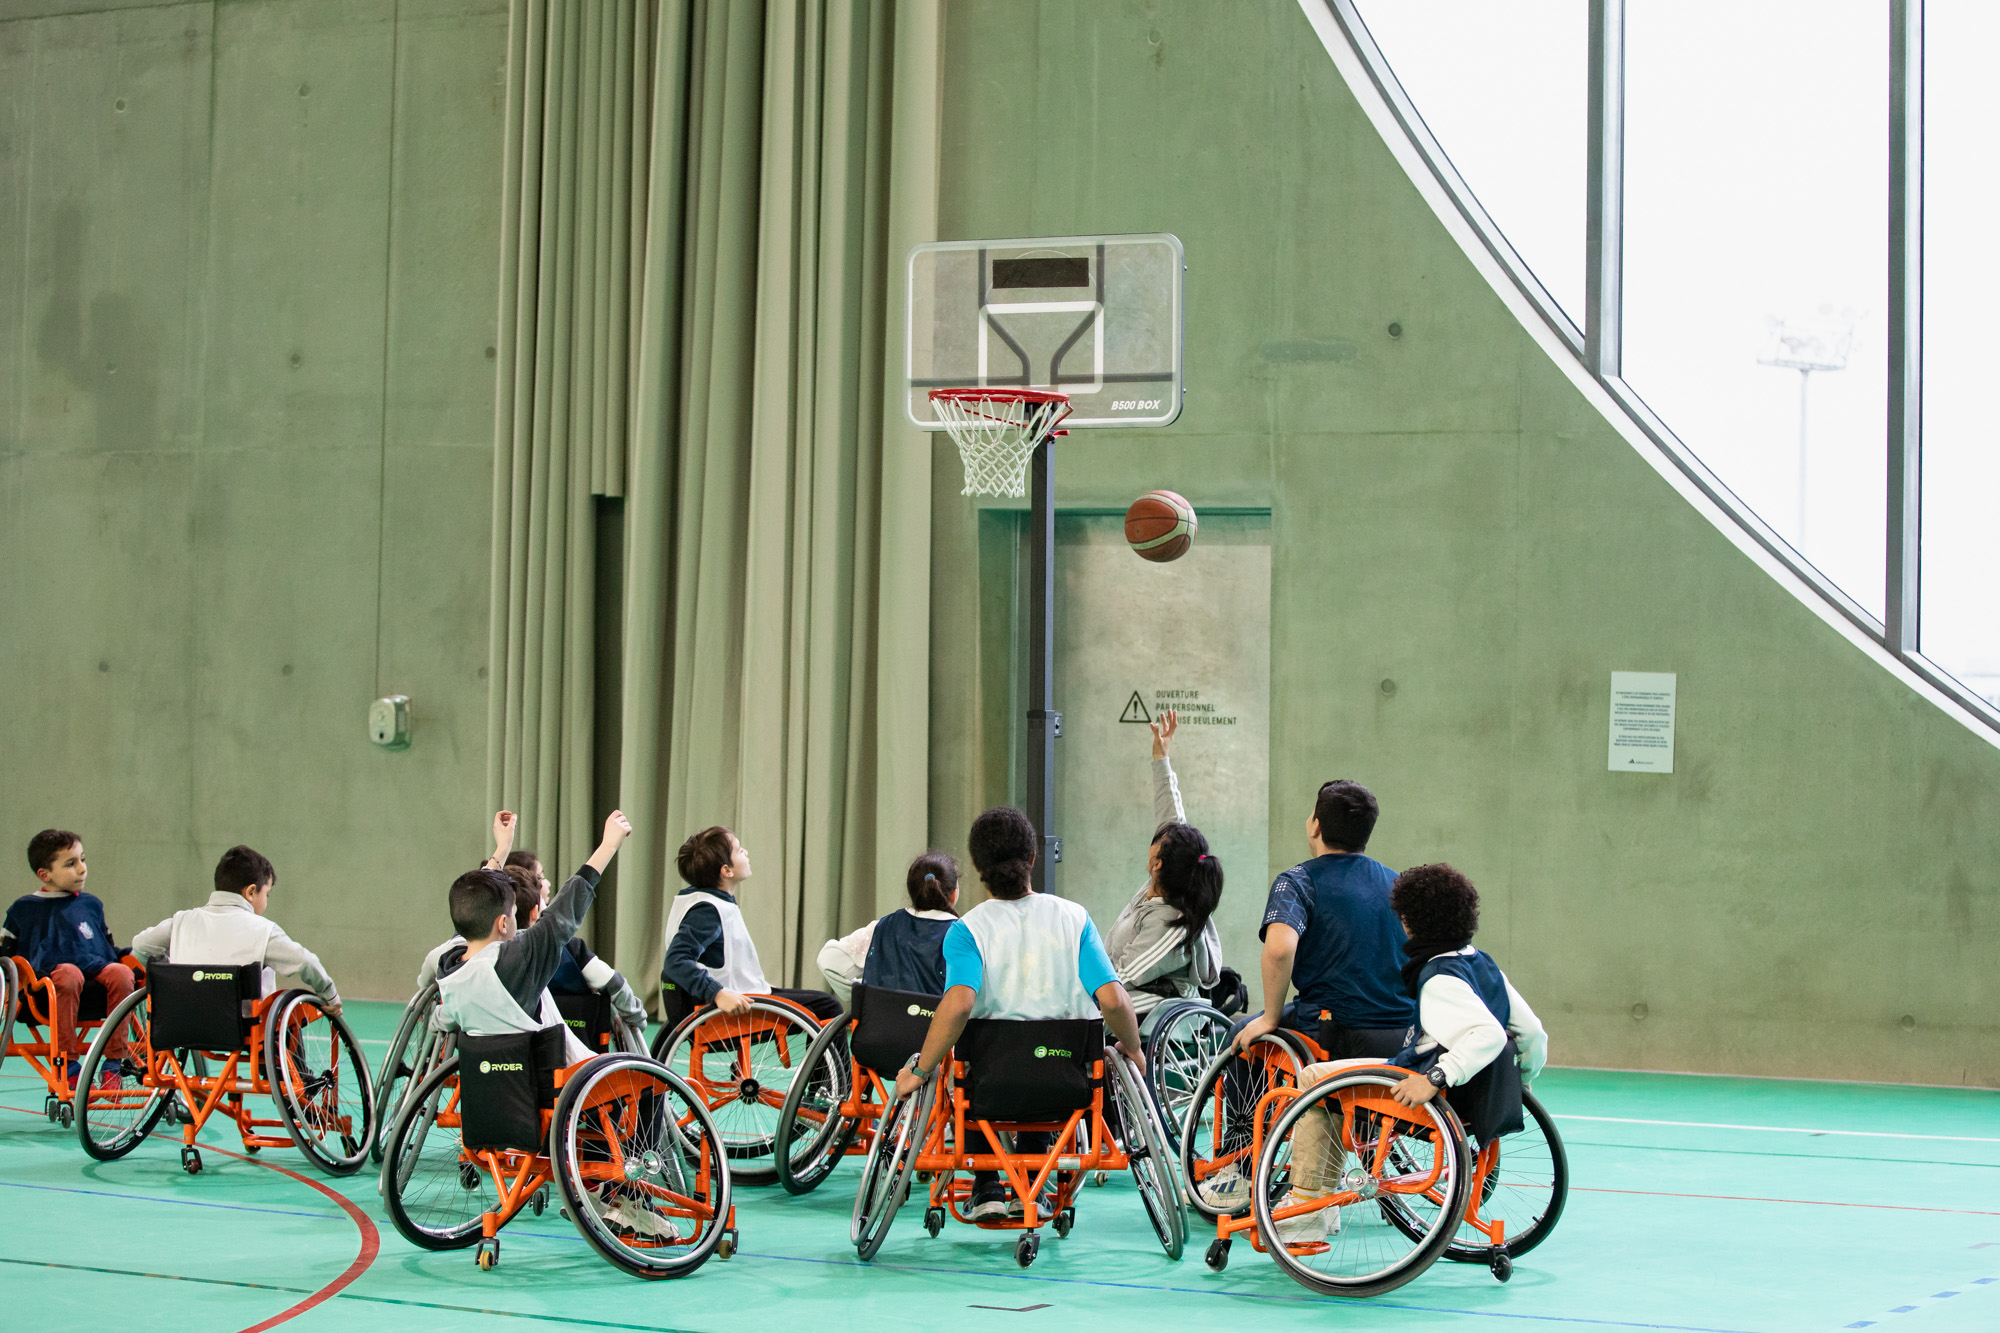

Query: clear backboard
905;233;1184;430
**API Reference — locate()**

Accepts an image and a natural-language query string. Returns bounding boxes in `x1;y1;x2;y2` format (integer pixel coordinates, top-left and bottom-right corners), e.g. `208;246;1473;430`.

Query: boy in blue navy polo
2;830;134;1088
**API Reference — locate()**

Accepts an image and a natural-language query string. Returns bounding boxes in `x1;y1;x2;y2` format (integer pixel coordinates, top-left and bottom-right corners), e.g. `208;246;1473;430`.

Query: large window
1921;2;2000;705
1335;0;1998;727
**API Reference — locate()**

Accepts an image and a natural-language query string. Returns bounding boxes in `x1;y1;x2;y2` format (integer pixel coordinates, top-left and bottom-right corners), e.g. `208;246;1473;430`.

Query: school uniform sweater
1;889;120;975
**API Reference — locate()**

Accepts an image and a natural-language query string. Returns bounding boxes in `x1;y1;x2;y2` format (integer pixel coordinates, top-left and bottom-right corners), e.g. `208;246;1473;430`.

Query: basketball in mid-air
1124;490;1198;563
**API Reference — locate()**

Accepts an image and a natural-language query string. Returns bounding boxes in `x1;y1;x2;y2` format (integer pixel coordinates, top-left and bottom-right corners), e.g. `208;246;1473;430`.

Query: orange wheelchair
1180;1025;1327;1221
1202;1061;1568;1296
1;953;148;1129
649;991;839;1184
849;1017;1186;1267
72;962;374;1176
381;1024;737;1278
773;983;937;1194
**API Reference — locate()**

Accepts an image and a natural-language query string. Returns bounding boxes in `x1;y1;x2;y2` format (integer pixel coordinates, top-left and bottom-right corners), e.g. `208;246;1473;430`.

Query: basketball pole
1026;430;1061;894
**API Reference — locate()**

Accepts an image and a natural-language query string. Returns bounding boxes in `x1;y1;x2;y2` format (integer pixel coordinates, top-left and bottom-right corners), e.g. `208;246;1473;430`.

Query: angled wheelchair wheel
1143;1001;1232;1153
1255;1067;1472;1298
370;984;439;1163
1436;1088;1567;1261
552;1053;733;1280
74;987;169;1160
853;1079;932;1260
1180;1030;1312;1220
776;1014;859;1195
654;999;833;1185
265;991;375;1176
1108;1049;1187;1260
382;1058;487;1250
0;956;17;1073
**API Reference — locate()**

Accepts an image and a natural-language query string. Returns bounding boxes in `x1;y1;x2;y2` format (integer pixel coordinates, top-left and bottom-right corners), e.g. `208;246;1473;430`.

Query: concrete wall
0;0;505;999
927;0;2000;1086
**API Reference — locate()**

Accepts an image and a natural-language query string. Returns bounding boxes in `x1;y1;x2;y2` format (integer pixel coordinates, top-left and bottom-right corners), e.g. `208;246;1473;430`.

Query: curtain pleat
492;0;939;1002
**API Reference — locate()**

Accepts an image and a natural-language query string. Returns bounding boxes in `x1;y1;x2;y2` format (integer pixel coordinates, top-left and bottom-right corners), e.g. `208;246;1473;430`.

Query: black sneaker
967;1180;1010;1221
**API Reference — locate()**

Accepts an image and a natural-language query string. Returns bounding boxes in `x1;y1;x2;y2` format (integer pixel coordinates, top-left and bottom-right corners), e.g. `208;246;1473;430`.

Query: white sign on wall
1608;672;1677;773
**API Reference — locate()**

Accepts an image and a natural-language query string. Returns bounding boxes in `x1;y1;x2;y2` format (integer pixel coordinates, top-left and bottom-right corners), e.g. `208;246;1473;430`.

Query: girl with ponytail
1103;709;1226;1017
814;851;961;1009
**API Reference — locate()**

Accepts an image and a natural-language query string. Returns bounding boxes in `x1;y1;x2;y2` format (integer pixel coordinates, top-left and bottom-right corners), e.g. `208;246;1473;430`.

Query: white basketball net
931;391;1072;498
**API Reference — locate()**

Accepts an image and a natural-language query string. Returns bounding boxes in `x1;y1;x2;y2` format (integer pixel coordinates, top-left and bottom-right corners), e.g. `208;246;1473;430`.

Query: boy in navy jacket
2;830;135;1087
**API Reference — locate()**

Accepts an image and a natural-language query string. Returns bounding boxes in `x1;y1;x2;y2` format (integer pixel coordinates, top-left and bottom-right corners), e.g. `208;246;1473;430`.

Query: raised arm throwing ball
1124;490;1198;563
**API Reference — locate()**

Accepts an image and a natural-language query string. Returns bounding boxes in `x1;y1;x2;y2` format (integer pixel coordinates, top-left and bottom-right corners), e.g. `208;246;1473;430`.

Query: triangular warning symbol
1119;691;1151;724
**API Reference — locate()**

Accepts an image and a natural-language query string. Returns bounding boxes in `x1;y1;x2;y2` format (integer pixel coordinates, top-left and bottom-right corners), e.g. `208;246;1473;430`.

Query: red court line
200;1144;381;1333
1575;1186;2000;1217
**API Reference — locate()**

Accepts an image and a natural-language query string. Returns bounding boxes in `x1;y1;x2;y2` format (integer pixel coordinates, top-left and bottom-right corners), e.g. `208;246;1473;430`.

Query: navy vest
861;909;953;996
548;939;589;995
3;892;119;975
1395;948;1523;1143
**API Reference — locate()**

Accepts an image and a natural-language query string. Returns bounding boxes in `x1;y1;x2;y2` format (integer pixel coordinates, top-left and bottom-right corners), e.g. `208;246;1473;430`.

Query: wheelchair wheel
265;991;375;1176
0;956;17;1073
73;987;169;1160
1143;1001;1232;1153
370;984;439;1163
551;1053;733;1280
1435;1087;1567;1261
381;1059;487;1251
853;1078;932;1261
1108;1049;1186;1260
775;1014;859;1195
653;998;834;1185
1179;1030;1311;1220
1255;1067;1472;1298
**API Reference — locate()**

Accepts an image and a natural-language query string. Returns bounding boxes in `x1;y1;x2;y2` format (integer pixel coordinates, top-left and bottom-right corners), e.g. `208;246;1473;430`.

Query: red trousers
49;962;135;1059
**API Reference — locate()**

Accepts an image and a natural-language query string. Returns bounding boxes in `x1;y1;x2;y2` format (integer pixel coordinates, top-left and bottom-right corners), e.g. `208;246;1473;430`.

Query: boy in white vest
432;809;629;1070
662;825;842;1024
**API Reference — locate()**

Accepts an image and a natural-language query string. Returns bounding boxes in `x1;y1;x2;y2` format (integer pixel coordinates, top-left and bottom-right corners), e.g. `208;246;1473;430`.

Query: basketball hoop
929;388;1072;498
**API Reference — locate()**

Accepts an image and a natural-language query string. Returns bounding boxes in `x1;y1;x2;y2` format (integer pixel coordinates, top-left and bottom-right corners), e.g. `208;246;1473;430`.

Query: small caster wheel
1205;1237;1232;1272
44;1096;60;1122
924;1206;945;1238
181;1146;203;1176
1014;1232;1040;1268
531;1188;547;1216
475;1238;499;1271
459;1162;481;1191
1054;1207;1074;1238
56;1102;74;1128
1489;1249;1513;1283
717;1228;738;1260
244;1144;260;1154
1090;1170;1108;1187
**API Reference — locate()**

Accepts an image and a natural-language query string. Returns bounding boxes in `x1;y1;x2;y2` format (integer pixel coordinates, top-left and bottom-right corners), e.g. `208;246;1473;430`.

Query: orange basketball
1125;490;1198;563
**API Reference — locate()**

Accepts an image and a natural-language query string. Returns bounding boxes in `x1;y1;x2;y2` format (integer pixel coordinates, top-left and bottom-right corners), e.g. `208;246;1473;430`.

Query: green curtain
489;0;940;1000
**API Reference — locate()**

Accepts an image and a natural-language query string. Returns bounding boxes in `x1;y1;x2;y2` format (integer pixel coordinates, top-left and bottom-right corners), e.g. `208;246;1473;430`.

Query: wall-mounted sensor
368;695;411;750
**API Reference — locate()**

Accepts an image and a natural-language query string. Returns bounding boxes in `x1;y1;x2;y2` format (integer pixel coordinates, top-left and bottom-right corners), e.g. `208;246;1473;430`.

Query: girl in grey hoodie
1103;710;1225;1019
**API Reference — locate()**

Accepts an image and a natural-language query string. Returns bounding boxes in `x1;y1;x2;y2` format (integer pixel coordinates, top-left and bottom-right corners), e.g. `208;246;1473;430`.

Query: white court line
1555;1114;2000;1145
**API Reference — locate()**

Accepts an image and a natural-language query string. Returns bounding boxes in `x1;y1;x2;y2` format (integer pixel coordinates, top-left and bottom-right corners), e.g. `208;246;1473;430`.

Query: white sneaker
1197;1163;1251;1211
598;1198;685;1243
1272;1191;1341;1246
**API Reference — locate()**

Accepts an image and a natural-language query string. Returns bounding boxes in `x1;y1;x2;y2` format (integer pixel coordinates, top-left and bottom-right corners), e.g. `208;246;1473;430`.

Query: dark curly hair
967;807;1036;900
1390;862;1480;943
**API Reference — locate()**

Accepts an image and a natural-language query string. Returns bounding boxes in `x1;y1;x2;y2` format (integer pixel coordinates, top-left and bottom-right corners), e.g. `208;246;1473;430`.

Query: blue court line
1841;1275;1997;1327
0;1177;347;1222
738;1250;1761;1332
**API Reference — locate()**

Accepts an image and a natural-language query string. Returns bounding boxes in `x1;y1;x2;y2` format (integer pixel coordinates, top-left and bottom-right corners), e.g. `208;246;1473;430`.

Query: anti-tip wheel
1015;1233;1040;1268
924;1206;945;1238
1490;1249;1513;1283
531;1188;547;1216
55;1102;74;1128
1205;1238;1231;1272
1054;1208;1074;1238
718;1229;739;1260
1091;1170;1108;1187
180;1146;202;1175
475;1238;499;1271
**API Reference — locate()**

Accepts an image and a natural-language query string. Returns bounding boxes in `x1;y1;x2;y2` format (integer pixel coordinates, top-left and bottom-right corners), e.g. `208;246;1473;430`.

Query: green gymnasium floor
4;1000;1997;1332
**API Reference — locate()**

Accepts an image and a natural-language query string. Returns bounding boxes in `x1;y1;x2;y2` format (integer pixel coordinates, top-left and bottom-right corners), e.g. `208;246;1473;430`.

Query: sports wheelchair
72;963;374;1176
1;953;148;1128
372;983;641;1164
1200;1061;1566;1296
649;988;838;1185
1137;996;1235;1153
772;983;935;1194
381;1023;736;1279
850;1017;1187;1268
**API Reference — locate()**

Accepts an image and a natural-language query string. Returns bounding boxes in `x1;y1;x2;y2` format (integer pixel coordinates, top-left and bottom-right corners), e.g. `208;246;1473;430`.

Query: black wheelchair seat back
957;1018;1104;1123
458;1023;568;1153
147;963;261;1052
848;983;939;1078
553;990;614;1053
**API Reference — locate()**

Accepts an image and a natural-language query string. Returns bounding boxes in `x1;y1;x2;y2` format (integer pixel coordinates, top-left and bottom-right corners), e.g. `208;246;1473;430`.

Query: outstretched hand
1149;708;1179;759
585;809;633;873
491;810;518;859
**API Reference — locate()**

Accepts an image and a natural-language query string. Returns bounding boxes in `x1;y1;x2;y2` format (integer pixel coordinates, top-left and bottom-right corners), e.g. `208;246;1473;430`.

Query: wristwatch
903;1053;938;1084
1425;1066;1448;1090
